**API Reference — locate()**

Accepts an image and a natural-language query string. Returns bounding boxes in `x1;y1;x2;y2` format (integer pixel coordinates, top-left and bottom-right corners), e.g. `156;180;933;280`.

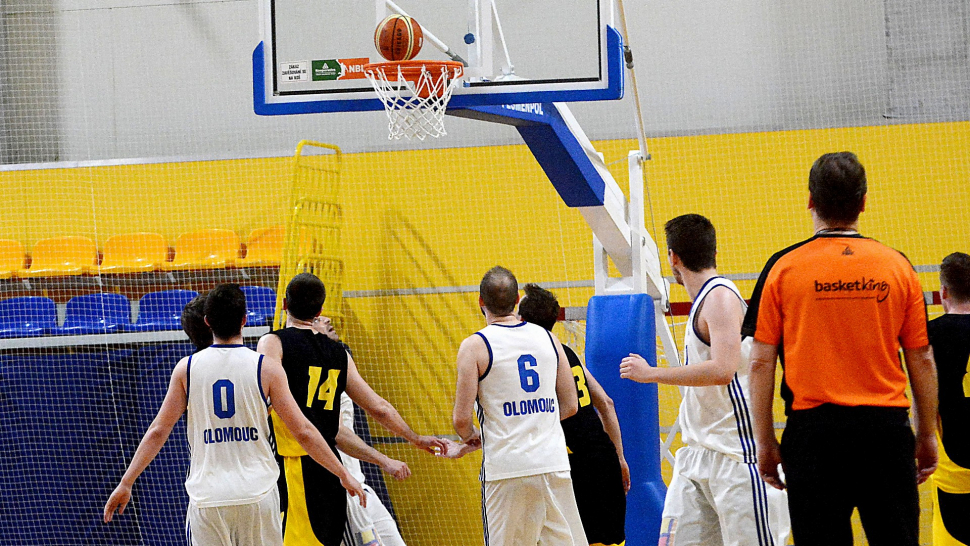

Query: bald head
480;266;518;316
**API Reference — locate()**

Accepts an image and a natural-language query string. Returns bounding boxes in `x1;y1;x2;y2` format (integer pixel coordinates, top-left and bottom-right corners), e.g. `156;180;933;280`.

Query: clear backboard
254;0;624;115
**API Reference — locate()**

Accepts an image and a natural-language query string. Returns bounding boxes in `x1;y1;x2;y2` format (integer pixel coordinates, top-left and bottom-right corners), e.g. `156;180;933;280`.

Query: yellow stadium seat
92;232;168;274
21;236;97;278
0;240;26;279
237;226;284;267
161;229;240;271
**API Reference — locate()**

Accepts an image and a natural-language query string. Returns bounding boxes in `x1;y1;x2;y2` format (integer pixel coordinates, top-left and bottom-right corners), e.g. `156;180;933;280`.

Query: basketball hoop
363;60;463;140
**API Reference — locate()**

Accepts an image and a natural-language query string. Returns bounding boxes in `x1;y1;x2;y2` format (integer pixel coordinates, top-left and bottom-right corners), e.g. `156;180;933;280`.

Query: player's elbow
559;400;578;420
453;412;472;434
711;366;737;385
367;398;394;423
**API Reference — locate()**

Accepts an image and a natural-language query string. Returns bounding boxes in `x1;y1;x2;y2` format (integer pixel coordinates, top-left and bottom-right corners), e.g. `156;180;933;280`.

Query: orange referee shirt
741;233;929;412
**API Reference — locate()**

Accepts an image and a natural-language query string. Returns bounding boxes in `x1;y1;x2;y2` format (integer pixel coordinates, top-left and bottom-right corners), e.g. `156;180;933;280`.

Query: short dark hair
665;214;717;272
204;284;247;341
809;152;867;224
518;283;559;331
480;266;518;315
181;294;212;350
941;252;970;303
285;273;326;321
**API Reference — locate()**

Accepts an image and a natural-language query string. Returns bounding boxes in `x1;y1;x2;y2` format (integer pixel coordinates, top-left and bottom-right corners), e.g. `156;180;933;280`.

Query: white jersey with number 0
184;344;280;507
680;277;757;463
475;321;570;481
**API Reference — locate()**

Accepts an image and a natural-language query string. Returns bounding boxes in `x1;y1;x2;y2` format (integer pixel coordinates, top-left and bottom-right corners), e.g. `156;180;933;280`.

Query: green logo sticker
312;60;342;81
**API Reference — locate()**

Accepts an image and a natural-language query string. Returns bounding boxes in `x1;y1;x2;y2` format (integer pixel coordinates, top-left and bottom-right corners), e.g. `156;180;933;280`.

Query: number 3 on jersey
306;367;341;409
572;366;591;408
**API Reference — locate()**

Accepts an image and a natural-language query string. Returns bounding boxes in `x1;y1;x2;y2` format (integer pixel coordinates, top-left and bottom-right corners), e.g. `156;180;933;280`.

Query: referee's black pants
780;404;919;546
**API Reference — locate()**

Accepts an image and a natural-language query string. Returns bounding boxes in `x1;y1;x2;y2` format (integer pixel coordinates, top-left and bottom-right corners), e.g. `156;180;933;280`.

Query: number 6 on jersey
518;354;540;392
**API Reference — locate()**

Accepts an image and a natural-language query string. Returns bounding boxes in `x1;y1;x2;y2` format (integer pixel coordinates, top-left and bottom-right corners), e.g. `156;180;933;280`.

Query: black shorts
937;488;970;544
568;446;626;545
278;454;347;546
781;405;918;546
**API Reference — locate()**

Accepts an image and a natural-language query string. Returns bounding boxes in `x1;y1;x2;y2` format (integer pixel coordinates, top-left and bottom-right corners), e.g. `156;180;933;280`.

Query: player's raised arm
345;352;447;454
104;358;189;522
621;288;743;387
336;425;411;481
262;355;367;507
553;335;579;419
453;334;485;446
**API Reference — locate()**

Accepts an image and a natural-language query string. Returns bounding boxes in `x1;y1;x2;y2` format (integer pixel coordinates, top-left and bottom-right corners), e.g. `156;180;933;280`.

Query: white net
363;61;464;140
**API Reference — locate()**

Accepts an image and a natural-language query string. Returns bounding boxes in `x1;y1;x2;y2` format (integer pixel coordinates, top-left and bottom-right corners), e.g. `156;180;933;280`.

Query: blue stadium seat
129;290;199;332
241;285;276;327
0;296;56;338
51;293;132;335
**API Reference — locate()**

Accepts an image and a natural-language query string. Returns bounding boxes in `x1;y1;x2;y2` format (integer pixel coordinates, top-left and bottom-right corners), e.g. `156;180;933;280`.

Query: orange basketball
374;14;424;61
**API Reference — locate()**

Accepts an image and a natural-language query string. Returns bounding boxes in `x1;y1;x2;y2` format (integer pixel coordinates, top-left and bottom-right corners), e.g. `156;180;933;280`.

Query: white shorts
186;487;283;546
661;445;790;546
483;470;588;546
342;484;406;546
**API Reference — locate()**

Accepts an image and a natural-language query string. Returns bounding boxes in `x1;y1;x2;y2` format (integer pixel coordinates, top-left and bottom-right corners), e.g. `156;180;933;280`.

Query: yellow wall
2;121;967;544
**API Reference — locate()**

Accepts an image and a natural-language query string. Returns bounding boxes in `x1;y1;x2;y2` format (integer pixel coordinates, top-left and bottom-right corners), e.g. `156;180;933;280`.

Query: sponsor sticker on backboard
312;58;369;81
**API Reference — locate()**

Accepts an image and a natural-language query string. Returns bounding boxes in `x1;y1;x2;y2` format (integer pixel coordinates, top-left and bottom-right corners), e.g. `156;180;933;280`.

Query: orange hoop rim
363;60;464;79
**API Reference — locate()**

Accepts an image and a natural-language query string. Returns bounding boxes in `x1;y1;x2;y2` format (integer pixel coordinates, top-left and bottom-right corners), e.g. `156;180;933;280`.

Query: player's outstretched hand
103;483;132;523
437;437;482;459
382;458;411;481
619;353;655;383
619;457;632;494
756;440;786;491
413;434;449;455
341;472;367;508
915;432;938;485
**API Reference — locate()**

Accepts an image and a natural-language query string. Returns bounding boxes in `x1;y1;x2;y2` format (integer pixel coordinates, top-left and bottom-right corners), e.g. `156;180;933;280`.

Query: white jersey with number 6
184;344;280;507
475;322;570;482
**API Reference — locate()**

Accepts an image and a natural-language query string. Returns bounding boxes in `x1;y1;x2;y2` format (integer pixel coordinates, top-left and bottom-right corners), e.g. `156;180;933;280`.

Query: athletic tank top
560;345;615;455
184;344;279;507
270;327;348;457
929;314;970;494
680;277;757;464
475;321;570;481
337;392;367;484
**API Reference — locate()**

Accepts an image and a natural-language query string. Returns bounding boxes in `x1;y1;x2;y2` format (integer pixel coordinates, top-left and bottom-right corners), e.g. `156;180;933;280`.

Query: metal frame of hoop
363;60;464;140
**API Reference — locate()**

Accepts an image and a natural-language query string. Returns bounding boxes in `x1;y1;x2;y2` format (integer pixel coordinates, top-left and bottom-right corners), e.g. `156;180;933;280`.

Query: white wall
0;0;962;162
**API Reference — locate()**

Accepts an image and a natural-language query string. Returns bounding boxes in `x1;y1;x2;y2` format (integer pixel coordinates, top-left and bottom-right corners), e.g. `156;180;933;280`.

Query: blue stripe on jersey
481;480;490;546
476;332;494;381
689;276;726;342
186;517;192;546
746;461;775;546
185;354;193;397
256;354;269;407
492;321;528;328
477;400;486;482
727;376;756;464
543;328;558;360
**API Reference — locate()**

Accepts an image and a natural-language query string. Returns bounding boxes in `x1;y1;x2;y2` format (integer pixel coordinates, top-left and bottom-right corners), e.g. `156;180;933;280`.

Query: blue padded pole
584;294;665;546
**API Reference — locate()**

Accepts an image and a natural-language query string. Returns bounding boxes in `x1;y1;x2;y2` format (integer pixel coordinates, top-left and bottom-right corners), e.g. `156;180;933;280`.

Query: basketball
374;14;423;61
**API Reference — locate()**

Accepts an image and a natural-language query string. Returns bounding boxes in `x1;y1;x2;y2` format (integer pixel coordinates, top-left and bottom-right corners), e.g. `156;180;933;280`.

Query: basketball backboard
254;0;624;115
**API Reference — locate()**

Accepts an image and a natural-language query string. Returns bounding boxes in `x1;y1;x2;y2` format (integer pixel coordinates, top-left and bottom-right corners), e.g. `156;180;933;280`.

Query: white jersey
337;393;366;484
184;344;280;507
475;321;570;481
679;277;757;463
